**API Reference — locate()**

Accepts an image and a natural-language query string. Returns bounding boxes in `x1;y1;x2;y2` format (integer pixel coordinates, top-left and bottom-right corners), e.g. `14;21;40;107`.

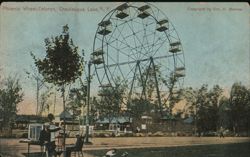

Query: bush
153;131;164;137
119;133;134;137
21;133;28;138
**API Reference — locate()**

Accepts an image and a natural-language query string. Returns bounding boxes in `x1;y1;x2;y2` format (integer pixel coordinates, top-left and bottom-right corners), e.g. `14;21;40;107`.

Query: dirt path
0;137;249;157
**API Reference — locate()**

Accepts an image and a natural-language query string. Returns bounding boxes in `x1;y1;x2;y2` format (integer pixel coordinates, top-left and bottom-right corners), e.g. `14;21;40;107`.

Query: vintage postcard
0;2;249;157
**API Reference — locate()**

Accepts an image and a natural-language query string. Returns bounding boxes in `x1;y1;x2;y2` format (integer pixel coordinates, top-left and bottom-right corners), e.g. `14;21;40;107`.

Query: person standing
42;113;61;157
219;126;224;138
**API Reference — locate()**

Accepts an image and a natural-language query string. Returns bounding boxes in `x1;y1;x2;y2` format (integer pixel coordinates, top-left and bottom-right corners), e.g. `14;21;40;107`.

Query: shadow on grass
22;152;43;157
86;142;250;157
22;152;63;157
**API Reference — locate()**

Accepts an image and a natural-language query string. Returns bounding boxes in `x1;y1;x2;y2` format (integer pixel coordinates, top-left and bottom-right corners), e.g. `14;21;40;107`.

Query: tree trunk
62;85;66;150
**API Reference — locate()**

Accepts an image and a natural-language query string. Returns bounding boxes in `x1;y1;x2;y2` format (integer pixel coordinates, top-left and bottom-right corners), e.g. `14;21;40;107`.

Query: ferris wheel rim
92;2;185;94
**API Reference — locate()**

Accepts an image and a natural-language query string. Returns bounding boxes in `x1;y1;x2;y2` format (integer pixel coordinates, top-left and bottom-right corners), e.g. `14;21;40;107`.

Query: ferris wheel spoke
131;31;151;59
107;39;137;61
148;5;160;20
150;36;169;57
96;68;107;84
97;53;180;70
125;19;156;58
106;65;117;84
148;31;167;52
167;33;179;42
105;21;121;45
116;27;140;61
108;22;128;48
107;26;144;50
115;23;135;50
143;19;155;52
147;34;168;57
175;54;185;65
117;65;126;81
167;28;175;35
106;33;137;61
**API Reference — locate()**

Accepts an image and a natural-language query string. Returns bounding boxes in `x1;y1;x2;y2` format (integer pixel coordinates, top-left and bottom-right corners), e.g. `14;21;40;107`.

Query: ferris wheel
92;2;185;113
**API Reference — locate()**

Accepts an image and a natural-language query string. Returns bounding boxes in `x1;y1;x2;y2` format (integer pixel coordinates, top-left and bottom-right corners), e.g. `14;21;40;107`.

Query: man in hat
39;114;61;157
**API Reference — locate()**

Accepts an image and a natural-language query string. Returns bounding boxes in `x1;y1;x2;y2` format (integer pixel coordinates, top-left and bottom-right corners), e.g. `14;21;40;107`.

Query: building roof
96;116;132;124
161;114;176;120
183;117;194;124
59;110;73;119
15;115;47;123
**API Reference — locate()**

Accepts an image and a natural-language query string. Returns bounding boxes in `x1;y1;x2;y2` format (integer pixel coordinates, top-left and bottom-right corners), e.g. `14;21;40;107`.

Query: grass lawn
85;142;250;157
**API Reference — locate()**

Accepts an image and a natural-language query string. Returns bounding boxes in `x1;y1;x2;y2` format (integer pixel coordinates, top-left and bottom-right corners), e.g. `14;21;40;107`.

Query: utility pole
25;67;46;115
85;61;91;143
53;90;56;114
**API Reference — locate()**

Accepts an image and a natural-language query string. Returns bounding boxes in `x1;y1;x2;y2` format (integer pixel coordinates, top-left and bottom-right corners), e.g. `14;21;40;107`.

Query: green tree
183;87;198;117
32;24;84;145
0;76;24;132
229;82;250;135
32;25;84;86
137;64;180;117
247;88;250;136
39;88;53;115
127;98;155;119
25;65;47;115
206;85;223;131
218;96;230;129
95;77;127;124
66;84;87;120
183;86;200;134
184;85;224;134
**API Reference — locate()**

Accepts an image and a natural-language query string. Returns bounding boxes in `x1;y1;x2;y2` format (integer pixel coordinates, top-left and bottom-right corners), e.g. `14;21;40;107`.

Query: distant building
95;116;132;132
15;115;47;129
55;110;79;131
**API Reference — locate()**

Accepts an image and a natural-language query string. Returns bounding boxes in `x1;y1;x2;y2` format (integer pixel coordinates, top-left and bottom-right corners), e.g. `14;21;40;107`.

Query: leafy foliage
31;25;84;145
0;76;24;129
183;84;223;132
31;25;84;86
127;98;155;119
94;77;127;122
137;64;180;114
39;88;53;115
66;84;87;119
229;82;250;133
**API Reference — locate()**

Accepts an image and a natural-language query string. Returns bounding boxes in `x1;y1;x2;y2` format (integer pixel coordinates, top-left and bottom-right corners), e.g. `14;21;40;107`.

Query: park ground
0;137;250;157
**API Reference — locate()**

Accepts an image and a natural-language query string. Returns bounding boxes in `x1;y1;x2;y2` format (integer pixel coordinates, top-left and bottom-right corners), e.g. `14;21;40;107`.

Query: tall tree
127;98;155;120
138;64;180;116
183;87;200;134
218;96;230;129
66;84;87;120
95;77;127;124
206;85;223;131
183;85;210;134
25;65;47;115
31;24;84;146
0;75;24;132
229;82;250;134
39;88;53;115
184;85;223;134
193;85;211;134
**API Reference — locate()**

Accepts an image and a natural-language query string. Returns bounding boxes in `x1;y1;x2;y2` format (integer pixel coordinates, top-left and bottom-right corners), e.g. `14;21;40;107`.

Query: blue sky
0;2;249;114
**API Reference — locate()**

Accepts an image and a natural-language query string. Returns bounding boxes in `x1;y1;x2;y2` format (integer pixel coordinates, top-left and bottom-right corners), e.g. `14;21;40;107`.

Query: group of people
39;113;127;157
38;113;62;157
39;113;84;157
